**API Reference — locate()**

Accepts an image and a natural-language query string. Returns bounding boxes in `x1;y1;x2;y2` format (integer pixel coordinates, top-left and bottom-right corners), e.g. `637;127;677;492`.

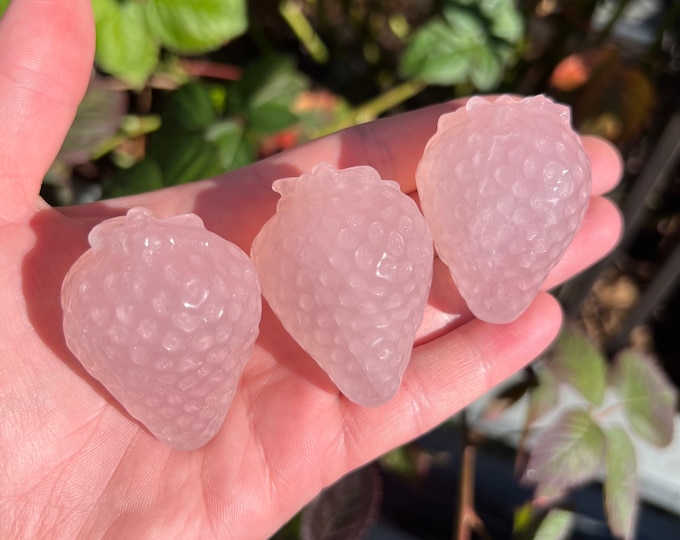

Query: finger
342;292;563;468
414;194;621;342
582;135;623;196
0;0;94;221
542;195;622;289
416;258;470;344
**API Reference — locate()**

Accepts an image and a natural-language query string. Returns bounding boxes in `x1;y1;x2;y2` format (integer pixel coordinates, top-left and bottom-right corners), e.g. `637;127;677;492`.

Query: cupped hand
0;1;623;538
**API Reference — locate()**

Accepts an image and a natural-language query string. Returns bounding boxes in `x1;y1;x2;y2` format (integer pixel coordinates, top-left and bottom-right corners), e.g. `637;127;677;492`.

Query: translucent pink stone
251;163;433;406
61;207;261;451
416;95;591;324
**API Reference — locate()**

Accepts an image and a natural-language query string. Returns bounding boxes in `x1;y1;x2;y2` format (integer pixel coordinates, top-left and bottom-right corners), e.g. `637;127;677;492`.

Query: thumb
0;0;94;221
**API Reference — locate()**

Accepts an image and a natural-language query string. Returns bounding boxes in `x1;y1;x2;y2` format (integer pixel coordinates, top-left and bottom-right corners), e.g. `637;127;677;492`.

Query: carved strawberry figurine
416;95;591;323
251;163;433;406
61;207;261;451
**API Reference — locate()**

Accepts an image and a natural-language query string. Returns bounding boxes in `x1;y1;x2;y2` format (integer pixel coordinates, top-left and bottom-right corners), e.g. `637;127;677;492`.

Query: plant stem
280;0;329;64
453;410;491;540
352;78;427;124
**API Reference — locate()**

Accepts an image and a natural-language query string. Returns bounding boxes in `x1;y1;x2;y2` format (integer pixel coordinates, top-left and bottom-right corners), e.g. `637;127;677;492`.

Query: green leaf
148;132;222;185
611;349;677;447
93;0;158;88
533;509;575;540
479;0;523;42
144;81;224;184
400;12;479;86
603;426;638;540
247;57;307;110
469;47;501;90
248;103;298;135
546;323;607;406
524;409;605;496
512;504;574;540
104;158;164;197
513;502;536;537
161;82;217;132
205;120;255;172
145;0;247;53
399;0;522;90
300;465;382;540
227;56;307;126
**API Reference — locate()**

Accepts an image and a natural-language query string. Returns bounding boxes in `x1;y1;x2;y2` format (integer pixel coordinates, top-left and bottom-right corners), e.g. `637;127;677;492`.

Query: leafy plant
299;466;382;540
515;325;678;539
399;0;524;90
105;55;308;196
92;0;247;87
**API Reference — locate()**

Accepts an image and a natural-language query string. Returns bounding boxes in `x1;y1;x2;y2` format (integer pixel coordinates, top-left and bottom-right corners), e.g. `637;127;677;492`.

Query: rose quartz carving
251;162;433;406
61;207;261;451
416;95;591;324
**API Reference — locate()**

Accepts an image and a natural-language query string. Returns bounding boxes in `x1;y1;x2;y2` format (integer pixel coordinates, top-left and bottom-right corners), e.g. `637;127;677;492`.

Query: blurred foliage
400;0;523;89
92;0;247;87
299;465;382;540
0;0;670;208
491;325;678;540
102;55;309;196
23;0;675;210
514;503;574;540
2;0;675;538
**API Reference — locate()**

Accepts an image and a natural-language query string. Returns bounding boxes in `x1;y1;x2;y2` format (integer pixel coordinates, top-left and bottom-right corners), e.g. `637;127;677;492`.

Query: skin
0;1;624;538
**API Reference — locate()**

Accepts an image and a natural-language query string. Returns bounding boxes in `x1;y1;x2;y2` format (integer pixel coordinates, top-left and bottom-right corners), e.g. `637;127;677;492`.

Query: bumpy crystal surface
251;162;433;406
61;207;261;451
416;95;591;323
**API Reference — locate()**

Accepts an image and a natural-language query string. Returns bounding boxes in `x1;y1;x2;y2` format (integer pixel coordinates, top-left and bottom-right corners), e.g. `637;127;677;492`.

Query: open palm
0;1;624;538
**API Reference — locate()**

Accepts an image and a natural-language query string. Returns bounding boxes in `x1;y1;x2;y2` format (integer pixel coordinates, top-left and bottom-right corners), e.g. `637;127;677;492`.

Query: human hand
0;1;623;538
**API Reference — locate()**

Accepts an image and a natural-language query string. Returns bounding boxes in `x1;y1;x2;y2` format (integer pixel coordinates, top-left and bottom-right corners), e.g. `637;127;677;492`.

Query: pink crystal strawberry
251;163;433;407
61;207;261;451
416;95;591;324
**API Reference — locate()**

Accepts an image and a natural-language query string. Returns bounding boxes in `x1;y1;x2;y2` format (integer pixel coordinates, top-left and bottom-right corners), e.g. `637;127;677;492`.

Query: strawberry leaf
524;409;605;495
144;0;247;54
92;0;159;88
300;465;382;540
104;158;164;198
611;349;677;447
159;82;217;132
399;0;522;90
534;508;575;540
546;323;606;406
205;120;255;172
226;56;307;135
513;504;574;540
603;426;639;540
